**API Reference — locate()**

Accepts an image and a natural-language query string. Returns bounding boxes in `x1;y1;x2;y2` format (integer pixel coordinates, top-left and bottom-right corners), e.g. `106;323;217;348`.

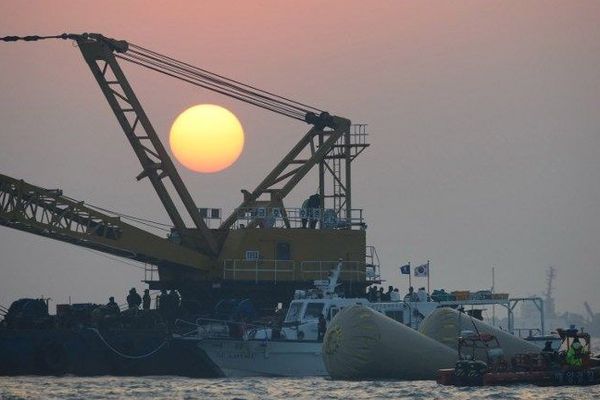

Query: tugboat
437;326;600;386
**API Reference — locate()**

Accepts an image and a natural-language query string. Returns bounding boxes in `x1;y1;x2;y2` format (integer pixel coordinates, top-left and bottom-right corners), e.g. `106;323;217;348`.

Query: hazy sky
1;1;599;316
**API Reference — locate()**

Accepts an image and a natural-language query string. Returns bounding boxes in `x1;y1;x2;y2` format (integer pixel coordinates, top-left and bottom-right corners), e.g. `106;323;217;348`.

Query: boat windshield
304;302;325;320
285;302;303;323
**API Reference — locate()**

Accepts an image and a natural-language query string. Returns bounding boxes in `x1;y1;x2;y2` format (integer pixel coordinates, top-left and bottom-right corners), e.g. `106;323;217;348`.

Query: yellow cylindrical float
419;307;540;361
322;305;458;380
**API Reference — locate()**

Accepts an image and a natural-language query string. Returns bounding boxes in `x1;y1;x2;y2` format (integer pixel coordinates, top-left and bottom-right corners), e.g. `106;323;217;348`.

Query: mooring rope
87;327;169;359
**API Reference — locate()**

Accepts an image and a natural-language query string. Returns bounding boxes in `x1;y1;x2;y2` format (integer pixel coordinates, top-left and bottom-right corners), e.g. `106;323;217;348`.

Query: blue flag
400;264;410;275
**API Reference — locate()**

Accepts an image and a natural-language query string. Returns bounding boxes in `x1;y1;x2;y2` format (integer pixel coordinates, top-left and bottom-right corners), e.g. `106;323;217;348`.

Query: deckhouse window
276;242;291;260
304;302;325;320
285;302;303;323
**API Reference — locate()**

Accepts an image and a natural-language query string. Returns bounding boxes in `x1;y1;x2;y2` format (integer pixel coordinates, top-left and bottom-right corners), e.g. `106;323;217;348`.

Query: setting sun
169;104;244;173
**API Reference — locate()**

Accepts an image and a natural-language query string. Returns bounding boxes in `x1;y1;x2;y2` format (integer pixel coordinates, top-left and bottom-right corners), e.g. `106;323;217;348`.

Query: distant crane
584;302;594;322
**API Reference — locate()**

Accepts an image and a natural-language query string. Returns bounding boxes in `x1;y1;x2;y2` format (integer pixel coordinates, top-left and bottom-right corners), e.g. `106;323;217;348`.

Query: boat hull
438;366;600;386
195;338;326;377
0;327;221;377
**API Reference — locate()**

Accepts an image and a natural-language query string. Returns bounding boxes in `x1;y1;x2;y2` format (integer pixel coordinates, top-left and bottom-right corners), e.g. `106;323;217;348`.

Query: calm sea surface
2;340;598;399
1;376;599;400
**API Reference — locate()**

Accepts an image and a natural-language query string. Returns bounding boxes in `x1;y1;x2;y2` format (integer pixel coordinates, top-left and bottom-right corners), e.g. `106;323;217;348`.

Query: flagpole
492;266;496;326
408;262;412;289
427;260;430;296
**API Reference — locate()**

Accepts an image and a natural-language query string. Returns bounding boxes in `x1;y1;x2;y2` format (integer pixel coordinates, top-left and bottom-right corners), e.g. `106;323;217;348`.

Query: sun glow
169;104;244;173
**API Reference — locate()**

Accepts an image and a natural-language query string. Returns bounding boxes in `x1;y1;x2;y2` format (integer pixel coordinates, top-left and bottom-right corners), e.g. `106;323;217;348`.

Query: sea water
1;376;599;400
2;340;599;399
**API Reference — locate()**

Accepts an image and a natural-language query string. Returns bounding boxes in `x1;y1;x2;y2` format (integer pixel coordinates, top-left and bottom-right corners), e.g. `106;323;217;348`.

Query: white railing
175;318;267;340
222;259;368;283
232;207;365;230
223;259;296;283
300;260;366;281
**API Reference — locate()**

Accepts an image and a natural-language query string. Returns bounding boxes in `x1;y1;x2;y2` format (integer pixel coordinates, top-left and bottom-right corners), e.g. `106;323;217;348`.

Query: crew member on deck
106;296;120;314
385;286;393;301
301;198;309;228
301;193;321;229
157;289;167;311
168;290;181;310
318;314;327;341
404;286;418;302
541;340;558;366
566;338;584;367
307;193;321;229
142;289;151;311
126;288;142;310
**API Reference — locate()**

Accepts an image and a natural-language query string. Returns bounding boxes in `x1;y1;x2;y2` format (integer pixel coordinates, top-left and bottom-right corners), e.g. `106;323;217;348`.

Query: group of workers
105;288;181;319
367;285;400;302
105;288;154;312
368;285;428;303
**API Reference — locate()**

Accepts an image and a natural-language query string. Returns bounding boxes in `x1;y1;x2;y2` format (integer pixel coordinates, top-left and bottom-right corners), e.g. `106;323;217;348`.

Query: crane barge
0;33;376;313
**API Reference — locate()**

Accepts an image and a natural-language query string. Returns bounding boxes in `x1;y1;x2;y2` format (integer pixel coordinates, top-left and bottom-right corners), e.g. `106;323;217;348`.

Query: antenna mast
545;266;557;319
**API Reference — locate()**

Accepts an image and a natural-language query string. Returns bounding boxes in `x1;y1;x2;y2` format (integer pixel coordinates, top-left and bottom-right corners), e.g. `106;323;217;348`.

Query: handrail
512;328;543;338
300;260;366;281
174;317;272;341
231;207;365;230
223;259;296;282
222;259;368;283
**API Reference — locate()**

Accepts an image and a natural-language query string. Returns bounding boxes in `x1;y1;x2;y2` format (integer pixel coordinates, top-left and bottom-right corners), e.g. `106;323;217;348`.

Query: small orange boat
438;327;600;386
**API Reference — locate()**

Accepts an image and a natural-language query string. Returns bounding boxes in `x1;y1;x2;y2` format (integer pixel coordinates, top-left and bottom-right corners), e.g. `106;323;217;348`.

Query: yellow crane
0;33;375;310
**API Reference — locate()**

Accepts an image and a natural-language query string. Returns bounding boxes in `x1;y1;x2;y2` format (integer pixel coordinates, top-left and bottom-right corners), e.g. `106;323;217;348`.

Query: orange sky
1;1;600;314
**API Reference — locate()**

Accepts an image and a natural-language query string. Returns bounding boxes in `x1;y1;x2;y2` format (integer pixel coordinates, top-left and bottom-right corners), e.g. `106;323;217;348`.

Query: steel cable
128;43;322;113
116;52;306;120
1;33;326;122
125;48;309;118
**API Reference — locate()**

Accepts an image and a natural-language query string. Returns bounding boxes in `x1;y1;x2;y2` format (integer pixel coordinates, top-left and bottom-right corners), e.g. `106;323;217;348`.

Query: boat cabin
281;297;370;340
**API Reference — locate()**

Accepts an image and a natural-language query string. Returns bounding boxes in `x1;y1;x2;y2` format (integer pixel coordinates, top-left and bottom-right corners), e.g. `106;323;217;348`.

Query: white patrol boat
180;262;437;377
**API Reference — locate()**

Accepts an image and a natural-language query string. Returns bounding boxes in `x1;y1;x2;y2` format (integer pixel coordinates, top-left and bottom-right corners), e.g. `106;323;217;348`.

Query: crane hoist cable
116;51;309;121
1;33;333;126
126;43;322;117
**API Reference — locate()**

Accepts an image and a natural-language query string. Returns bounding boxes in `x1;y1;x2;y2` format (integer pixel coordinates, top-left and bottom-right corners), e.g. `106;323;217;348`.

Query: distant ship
517;267;594;337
